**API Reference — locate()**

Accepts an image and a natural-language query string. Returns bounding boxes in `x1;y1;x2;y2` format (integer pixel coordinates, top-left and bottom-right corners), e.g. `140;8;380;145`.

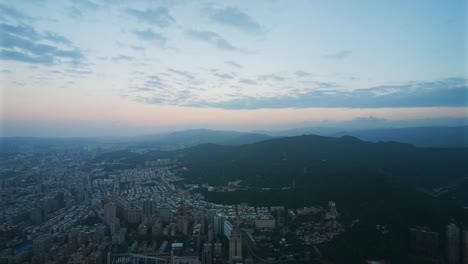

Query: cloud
0;22;84;65
133;29;166;45
212;78;468;109
67;0;99;19
125;7;174;27
67;69;92;75
0;3;34;23
315;81;338;88
130;45;145;51
43;32;72;45
239;78;257;85
187;29;239;51
111;55;134;61
213;72;235;80
137;77;468;109
207;6;262;34
295;70;311;77
168;68;194;80
67;7;83;19
71;0;99;10
143;75;166;89
225;60;242;69
326;50;352;59
258;74;286;82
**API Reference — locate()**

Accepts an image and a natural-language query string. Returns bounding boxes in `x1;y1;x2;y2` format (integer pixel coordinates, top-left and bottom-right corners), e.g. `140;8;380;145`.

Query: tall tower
447;223;460;264
229;228;242;264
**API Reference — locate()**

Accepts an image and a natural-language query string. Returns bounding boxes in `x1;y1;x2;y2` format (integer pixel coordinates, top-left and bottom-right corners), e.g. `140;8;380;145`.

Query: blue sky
0;0;467;136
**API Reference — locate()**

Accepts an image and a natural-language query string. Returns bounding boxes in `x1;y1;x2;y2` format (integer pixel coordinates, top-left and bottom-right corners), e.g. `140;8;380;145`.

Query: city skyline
1;0;467;137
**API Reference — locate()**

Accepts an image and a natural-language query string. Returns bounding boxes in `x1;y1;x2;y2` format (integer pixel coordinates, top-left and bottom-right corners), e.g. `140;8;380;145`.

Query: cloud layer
0;22;84;65
135;77;468;109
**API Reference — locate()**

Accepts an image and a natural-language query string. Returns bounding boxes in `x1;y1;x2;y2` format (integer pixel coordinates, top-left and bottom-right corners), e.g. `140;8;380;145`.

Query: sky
0;0;467;137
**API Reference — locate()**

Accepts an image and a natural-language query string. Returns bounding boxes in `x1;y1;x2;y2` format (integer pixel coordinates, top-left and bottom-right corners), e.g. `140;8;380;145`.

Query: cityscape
1;135;468;263
0;144;344;263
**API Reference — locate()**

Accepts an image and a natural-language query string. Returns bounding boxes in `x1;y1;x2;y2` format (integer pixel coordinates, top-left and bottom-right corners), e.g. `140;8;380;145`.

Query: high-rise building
213;213;226;236
229;228;242;264
33;235;52;256
224;220;233;240
207;224;214;242
127;206;140;224
206;209;217;226
409;227;439;260
104;203;116;224
202;243;213;264
192;223;201;252
109;217;120;235
141;199;156;217
158;207;171;223
213;242;222;259
463;230;468;264
447;223;460;264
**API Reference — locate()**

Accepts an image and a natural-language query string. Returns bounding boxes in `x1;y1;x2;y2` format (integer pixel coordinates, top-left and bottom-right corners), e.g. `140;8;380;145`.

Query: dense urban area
1;135;468;264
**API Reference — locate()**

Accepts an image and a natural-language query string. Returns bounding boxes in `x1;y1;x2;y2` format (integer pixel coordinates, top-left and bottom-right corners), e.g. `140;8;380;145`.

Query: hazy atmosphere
1;0;467;137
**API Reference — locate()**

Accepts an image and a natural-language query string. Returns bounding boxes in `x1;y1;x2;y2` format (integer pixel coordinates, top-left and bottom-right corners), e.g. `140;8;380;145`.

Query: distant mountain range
2;126;467;153
132;125;468;148
131;129;272;148
134;125;468;148
335;126;468;147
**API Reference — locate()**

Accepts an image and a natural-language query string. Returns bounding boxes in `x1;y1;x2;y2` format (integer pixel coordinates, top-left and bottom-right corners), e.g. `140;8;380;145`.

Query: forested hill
178;134;468;187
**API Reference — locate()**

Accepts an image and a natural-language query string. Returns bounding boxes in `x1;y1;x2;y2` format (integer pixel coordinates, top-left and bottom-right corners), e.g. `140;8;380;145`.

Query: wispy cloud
315;81;338;88
43;32;72;45
213;71;235;80
145;75;165;88
67;69;92;75
71;0;99;10
326;50;352;59
187;29;239;51
225;60;242;69
0;22;84;65
67;6;84;19
295;70;311;78
0;3;34;23
239;78;257;85
125;7;174;27
133;29;166;45
111;55;134;61
130;45;145;51
168;68;194;80
136;77;468;109
258;74;286;82
67;0;99;19
212;78;468;109
207;6;262;34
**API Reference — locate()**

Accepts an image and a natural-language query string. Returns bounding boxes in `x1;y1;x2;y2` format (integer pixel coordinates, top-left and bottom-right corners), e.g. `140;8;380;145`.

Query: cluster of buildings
410;223;468;263
9;144;457;264
0;148;298;264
